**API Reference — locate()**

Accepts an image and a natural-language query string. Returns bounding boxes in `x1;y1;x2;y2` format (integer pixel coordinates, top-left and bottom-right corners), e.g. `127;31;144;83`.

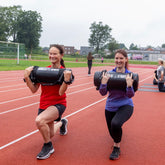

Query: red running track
0;65;165;165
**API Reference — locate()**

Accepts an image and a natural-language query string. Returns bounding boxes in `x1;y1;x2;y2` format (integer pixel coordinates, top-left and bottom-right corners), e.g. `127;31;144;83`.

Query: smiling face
115;52;128;69
49;46;63;65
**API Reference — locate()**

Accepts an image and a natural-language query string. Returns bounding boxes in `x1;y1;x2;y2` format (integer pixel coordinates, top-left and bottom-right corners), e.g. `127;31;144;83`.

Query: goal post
0;41;25;64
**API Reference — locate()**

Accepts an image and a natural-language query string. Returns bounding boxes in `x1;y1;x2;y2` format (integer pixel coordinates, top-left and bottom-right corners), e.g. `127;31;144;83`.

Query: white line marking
0;97;106;150
139;75;153;83
69;82;92;88
0;102;39;115
64;97;106;118
0;87;94;115
0;83;92;104
67;87;94;95
0;73;154;150
0;83;25;89
0;87;27;93
0;130;39;150
0;94;40;105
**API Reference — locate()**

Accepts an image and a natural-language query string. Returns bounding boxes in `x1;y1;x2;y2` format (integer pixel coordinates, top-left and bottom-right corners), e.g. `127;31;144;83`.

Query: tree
8;6;22;42
0;7;9;41
161;44;165;48
16;10;42;54
89;21;112;53
119;43;127;49
0;6;22;41
108;38;120;53
129;43;139;50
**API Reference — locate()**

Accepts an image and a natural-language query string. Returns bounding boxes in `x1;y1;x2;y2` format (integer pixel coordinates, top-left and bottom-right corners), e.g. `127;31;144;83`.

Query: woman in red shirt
24;45;72;160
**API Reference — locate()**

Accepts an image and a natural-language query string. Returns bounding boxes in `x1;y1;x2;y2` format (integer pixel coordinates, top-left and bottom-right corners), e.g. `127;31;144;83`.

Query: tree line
0;5;42;54
1;6;165;57
88;21;165;58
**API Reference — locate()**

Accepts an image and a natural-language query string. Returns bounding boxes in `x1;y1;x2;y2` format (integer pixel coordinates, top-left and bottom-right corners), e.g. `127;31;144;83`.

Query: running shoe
60;118;68;135
109;146;120;160
37;142;54;159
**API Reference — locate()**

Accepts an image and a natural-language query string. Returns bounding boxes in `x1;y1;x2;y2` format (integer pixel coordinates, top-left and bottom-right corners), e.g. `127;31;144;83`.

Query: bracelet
63;80;71;84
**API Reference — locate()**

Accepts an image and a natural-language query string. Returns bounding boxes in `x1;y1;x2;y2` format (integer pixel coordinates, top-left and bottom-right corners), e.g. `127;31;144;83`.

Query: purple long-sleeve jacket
99;68;134;112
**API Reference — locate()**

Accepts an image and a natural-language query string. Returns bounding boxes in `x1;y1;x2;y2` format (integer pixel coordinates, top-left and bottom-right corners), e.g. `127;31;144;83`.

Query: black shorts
38;104;66;121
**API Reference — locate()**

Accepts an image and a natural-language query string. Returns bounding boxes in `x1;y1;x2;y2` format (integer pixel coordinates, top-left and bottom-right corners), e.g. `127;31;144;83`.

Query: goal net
0;41;25;64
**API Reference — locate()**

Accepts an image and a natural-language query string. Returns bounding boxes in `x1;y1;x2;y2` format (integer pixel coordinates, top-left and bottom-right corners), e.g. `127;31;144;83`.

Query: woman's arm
160;70;164;81
126;73;134;98
99;72;109;96
59;70;72;96
24;66;40;93
99;84;108;95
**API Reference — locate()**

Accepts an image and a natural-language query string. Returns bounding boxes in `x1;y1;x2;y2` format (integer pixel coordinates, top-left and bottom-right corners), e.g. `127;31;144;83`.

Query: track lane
0;66;164;165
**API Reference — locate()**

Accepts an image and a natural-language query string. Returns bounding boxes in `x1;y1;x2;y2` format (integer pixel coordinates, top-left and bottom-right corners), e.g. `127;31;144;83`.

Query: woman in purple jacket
99;49;134;160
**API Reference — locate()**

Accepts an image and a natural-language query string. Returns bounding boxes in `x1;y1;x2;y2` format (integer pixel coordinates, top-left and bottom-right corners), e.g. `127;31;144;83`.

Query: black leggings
158;82;165;92
105;105;133;143
87;60;92;74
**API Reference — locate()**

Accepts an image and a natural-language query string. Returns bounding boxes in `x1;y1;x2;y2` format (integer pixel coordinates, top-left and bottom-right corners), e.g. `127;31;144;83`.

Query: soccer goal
0;41;25;64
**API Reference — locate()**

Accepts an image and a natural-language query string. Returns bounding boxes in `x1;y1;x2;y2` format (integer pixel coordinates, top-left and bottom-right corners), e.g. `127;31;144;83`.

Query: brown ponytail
60;58;65;68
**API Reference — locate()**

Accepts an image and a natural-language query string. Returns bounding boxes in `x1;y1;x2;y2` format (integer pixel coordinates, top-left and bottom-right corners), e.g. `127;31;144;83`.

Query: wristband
63;80;71;84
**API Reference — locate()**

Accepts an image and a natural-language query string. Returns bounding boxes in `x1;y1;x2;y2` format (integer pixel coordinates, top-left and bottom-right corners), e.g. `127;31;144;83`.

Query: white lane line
0;79;23;83
0;130;39;150
0;83;25;89
64;97;106;118
0;87;94;115
0;83;93;105
0;87;27;93
0;73;154;150
0;97;106;150
0;94;40;105
67;87;94;95
0;102;39;115
69;82;92;88
139;75;153;83
0;78;92;93
0;73;153;114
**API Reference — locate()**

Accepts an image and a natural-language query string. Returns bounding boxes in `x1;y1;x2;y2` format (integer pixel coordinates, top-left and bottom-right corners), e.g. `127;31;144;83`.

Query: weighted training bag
25;66;74;85
94;70;139;92
154;70;158;79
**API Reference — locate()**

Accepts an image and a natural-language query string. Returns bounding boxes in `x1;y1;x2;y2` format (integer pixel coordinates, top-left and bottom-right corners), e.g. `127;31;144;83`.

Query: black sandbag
94;70;139;92
28;66;74;85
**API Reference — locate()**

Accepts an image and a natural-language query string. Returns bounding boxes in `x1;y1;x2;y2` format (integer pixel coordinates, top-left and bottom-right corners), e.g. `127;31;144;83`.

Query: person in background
153;58;163;85
157;58;165;92
87;52;94;76
28;54;32;60
24;45;72;160
101;57;104;63
99;49;135;160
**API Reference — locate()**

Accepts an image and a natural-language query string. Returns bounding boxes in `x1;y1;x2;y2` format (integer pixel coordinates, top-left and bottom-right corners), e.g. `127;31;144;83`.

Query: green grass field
0;59;111;71
0;58;157;71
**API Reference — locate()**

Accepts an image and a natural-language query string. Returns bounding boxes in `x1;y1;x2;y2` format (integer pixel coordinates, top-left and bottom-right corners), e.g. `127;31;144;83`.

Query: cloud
1;0;165;49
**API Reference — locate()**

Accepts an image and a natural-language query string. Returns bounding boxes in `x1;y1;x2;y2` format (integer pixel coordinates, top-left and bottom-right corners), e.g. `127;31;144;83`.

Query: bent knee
111;121;121;130
35;116;46;127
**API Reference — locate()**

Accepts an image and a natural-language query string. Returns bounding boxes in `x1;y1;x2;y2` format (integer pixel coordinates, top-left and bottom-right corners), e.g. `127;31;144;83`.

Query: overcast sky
1;0;165;49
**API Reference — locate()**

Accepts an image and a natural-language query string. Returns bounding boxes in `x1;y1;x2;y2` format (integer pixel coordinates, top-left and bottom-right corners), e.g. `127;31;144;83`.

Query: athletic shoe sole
60;119;68;136
37;148;54;160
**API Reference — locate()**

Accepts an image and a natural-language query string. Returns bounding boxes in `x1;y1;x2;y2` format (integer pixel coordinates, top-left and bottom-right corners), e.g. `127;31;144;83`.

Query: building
64;46;75;55
127;49;165;61
80;46;94;55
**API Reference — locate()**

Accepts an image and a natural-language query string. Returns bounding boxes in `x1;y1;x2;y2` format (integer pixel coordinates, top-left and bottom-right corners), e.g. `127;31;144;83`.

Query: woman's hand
24;66;33;79
24;66;39;93
59;70;72;96
101;72;109;84
64;70;72;82
126;73;134;87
